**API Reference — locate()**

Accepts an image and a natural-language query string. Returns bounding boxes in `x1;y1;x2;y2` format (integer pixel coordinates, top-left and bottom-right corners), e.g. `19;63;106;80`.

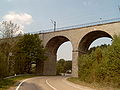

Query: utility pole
99;18;102;24
50;19;56;32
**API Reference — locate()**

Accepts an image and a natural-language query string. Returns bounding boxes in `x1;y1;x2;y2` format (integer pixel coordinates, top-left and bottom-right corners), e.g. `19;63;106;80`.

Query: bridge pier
43;53;56;75
43;50;79;77
72;50;79;77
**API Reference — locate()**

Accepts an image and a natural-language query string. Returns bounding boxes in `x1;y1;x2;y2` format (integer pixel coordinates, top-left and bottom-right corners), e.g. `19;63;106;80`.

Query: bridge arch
45;36;72;55
78;30;112;55
43;36;73;75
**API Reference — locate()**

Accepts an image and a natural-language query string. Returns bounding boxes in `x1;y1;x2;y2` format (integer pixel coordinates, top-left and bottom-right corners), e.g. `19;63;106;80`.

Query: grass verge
0;74;38;90
67;77;120;90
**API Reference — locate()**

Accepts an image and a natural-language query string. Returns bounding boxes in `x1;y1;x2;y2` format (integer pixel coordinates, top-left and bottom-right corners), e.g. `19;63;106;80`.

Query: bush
0;52;8;79
78;35;120;88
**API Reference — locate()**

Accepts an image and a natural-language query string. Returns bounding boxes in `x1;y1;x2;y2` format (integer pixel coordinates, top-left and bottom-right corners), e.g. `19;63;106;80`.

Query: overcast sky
0;0;119;60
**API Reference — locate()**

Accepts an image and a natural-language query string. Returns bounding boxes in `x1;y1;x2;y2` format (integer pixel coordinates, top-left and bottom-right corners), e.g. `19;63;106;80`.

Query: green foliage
56;59;72;75
0;79;15;89
0;33;46;79
0;21;23;79
78;35;120;88
0;75;37;90
0;41;12;78
64;61;72;72
0;52;8;78
56;59;66;74
14;34;47;74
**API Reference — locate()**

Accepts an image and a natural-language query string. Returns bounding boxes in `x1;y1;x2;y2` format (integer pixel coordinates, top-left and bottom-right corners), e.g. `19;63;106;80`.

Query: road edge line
15;78;34;90
46;79;57;90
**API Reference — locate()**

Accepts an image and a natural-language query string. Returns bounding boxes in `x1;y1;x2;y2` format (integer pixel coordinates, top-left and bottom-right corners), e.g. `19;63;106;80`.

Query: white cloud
3;12;33;25
2;12;33;34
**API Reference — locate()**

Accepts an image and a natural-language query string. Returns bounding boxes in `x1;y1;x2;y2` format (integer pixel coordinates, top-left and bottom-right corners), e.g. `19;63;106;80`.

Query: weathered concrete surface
39;21;120;77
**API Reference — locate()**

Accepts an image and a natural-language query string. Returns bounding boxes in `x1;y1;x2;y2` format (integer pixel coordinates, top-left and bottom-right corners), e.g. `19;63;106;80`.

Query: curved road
14;76;95;90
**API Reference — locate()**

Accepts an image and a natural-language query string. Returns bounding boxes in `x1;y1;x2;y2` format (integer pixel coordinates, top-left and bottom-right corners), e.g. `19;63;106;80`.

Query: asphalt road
15;76;95;90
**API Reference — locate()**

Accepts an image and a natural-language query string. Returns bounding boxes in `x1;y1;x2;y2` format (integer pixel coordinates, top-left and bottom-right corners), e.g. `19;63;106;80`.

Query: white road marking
46;79;57;90
15;77;40;90
16;78;33;90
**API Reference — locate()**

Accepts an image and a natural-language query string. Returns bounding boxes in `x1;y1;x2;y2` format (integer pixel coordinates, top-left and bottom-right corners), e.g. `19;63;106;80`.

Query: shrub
78;35;120;88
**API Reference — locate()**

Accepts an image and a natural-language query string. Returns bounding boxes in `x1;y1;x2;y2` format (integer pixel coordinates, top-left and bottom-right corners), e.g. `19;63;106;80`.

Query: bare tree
0;21;23;38
0;21;23;76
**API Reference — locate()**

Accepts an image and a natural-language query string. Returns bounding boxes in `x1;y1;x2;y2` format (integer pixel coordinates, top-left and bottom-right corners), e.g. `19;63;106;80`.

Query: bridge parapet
30;18;120;34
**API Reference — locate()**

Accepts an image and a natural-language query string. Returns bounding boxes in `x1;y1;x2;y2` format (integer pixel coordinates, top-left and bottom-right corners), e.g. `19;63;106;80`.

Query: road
14;76;95;90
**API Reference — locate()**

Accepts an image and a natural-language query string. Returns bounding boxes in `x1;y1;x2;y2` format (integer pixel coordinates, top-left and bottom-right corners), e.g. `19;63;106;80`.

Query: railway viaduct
39;19;120;77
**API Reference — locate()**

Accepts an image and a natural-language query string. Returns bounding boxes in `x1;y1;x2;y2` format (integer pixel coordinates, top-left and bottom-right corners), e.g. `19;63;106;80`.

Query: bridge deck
31;18;120;34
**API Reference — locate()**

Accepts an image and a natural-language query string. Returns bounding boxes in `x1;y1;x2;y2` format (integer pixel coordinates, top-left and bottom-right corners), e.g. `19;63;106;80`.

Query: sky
0;0;119;60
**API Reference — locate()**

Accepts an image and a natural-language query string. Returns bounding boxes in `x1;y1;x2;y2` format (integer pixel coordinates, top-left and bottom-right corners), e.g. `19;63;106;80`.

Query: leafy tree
56;59;72;75
0;52;8;79
14;34;47;75
0;21;23;78
56;59;66;75
64;61;72;73
0;40;14;78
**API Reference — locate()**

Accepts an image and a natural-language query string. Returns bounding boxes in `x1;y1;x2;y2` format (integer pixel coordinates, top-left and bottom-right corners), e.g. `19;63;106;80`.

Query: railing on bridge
30;18;120;34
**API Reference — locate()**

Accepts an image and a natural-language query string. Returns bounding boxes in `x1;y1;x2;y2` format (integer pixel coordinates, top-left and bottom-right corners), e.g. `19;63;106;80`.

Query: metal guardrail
4;74;33;79
29;18;120;34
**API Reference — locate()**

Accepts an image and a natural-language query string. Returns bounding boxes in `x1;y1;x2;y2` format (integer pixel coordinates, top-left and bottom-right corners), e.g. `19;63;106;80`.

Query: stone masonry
39;21;120;77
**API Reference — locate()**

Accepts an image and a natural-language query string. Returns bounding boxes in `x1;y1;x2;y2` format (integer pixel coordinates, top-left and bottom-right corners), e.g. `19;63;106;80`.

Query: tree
0;51;8;79
56;59;72;75
64;61;72;73
78;35;120;88
0;21;22;38
56;59;66;75
0;21;23;77
14;34;47;75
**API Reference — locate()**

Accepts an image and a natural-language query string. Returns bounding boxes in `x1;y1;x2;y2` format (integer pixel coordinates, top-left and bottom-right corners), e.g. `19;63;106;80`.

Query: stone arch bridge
39;19;120;77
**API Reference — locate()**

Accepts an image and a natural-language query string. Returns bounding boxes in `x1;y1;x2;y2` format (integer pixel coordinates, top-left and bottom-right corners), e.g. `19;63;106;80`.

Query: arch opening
89;37;112;49
78;30;112;55
44;36;73;75
57;41;73;61
56;41;73;75
46;36;70;55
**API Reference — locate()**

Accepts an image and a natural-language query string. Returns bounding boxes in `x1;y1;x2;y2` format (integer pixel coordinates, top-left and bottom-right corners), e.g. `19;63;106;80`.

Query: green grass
67;77;120;90
0;75;38;90
67;77;95;88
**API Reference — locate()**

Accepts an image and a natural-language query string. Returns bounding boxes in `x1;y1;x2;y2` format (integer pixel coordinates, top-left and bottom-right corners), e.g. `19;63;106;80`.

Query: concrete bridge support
43;48;79;77
43;53;56;75
72;50;79;77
